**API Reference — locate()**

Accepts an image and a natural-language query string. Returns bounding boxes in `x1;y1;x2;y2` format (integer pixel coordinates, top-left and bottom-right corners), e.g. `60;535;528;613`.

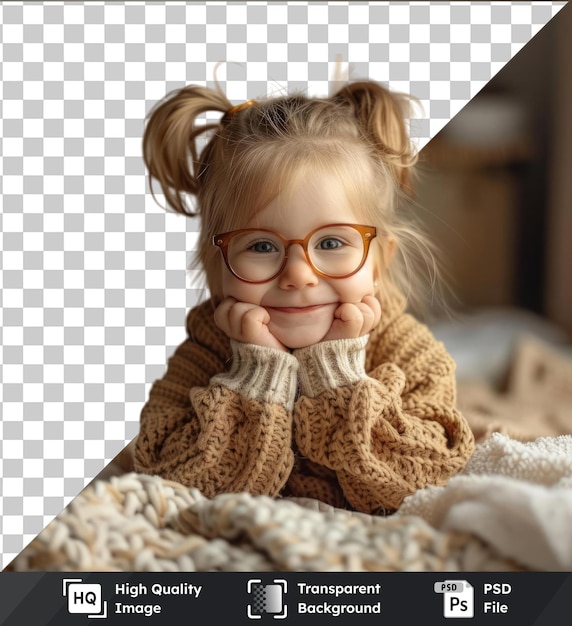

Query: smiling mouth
266;304;335;314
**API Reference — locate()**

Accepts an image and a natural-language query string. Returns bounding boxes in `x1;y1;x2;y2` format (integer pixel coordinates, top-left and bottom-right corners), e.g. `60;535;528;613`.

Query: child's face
220;172;379;349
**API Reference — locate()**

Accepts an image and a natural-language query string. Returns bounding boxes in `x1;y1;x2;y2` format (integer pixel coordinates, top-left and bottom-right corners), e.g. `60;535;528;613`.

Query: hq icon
63;578;108;619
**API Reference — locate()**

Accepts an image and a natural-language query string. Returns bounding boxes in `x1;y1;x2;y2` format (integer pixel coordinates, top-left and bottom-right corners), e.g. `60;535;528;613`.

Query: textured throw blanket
398;434;572;571
9;472;518;572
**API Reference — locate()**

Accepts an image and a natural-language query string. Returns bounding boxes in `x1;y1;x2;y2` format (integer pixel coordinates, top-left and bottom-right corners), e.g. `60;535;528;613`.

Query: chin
267;306;336;349
270;325;330;350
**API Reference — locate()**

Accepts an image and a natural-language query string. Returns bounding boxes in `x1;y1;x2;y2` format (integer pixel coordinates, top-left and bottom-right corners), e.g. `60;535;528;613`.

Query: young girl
133;79;475;515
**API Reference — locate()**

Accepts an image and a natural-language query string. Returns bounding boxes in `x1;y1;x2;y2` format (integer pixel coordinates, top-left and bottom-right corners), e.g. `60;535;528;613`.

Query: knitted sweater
134;294;475;514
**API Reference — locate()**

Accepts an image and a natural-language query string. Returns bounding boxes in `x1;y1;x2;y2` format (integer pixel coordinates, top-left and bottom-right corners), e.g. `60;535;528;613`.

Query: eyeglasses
213;223;377;284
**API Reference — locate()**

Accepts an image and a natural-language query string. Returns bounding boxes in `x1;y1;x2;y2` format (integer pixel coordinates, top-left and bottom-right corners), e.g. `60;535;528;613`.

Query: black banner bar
0;572;571;625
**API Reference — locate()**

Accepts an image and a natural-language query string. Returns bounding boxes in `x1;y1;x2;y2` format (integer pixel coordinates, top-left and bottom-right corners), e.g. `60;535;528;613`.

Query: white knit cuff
294;335;369;398
210;340;299;410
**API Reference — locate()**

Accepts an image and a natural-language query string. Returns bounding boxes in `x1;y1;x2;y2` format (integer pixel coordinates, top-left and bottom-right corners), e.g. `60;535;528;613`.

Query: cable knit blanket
7;335;572;572
9;472;520;572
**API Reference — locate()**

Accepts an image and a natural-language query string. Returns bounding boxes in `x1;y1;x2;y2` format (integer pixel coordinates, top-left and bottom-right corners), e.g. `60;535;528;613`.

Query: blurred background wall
414;3;571;338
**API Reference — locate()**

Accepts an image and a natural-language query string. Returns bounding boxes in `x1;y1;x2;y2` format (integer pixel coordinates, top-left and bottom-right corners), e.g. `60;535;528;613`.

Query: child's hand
214;297;288;352
321;295;382;342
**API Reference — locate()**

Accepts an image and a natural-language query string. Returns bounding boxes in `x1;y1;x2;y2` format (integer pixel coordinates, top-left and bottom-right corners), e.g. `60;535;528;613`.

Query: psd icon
434;580;474;618
63;578;108;619
247;579;287;619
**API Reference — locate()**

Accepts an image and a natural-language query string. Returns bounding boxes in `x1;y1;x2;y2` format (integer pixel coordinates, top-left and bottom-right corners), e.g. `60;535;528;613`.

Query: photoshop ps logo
62;578;108;619
247;579;287;619
434;580;474;619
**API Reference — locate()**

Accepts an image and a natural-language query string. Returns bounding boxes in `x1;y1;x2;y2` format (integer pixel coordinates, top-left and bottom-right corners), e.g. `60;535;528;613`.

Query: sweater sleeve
292;323;475;514
133;300;297;497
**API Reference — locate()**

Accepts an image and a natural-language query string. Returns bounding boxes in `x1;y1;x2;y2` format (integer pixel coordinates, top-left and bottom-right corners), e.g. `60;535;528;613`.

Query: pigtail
333;81;418;191
142;85;232;216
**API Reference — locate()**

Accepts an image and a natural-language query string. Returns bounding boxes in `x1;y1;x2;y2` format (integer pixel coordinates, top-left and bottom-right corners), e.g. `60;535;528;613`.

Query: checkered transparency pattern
0;1;565;569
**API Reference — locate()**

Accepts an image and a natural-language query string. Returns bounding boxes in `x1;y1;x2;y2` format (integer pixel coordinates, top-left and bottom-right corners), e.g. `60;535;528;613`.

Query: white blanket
397;433;572;571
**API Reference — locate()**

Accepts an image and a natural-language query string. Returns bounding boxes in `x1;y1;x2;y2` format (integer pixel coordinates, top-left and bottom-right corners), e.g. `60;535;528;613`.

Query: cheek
332;262;377;301
221;273;267;305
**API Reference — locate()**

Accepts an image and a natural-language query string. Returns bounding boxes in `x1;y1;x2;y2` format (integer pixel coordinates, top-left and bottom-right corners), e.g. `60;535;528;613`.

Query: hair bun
333;81;418;190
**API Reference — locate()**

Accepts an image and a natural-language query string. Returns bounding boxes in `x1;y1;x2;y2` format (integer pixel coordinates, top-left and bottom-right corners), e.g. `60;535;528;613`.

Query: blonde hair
143;80;440;313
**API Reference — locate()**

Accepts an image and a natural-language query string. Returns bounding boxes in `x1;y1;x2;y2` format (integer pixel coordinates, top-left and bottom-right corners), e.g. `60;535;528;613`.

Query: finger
241;305;270;338
244;308;289;351
227;301;259;339
353;296;382;335
334;302;357;322
213;297;237;334
361;295;382;331
353;302;375;335
333;303;364;337
215;298;256;340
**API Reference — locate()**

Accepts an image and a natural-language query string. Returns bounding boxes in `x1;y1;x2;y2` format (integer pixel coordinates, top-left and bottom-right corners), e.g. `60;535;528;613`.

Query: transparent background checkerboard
0;1;565;569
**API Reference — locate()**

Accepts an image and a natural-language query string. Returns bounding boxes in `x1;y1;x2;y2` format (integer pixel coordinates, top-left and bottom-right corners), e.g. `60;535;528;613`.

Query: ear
382;237;396;267
372;237;396;288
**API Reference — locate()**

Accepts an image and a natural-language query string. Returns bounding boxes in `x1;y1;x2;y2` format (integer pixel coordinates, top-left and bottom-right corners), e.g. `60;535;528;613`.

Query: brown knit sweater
134;294;475;514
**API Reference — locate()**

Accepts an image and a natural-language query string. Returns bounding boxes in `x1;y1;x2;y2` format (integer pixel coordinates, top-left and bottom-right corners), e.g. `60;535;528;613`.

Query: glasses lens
308;225;366;277
227;230;285;281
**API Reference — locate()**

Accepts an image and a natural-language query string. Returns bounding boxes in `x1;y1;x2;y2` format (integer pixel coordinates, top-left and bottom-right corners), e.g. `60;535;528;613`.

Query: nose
278;244;319;289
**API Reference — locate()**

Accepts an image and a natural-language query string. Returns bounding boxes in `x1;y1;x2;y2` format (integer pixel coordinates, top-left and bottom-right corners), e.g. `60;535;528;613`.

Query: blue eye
317;237;343;250
251;240;279;253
